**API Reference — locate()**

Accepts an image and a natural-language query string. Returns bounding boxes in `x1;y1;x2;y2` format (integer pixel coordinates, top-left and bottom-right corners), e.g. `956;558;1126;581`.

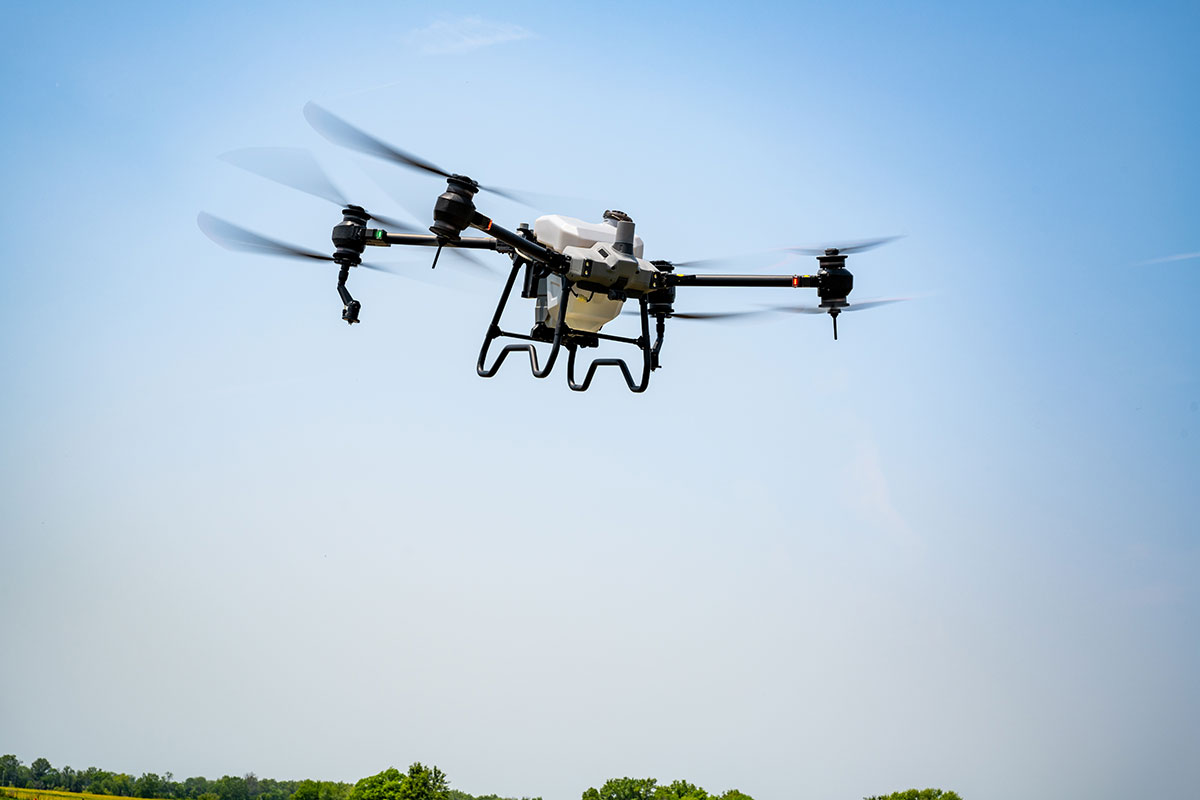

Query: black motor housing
430;175;479;241
817;251;853;307
331;206;370;265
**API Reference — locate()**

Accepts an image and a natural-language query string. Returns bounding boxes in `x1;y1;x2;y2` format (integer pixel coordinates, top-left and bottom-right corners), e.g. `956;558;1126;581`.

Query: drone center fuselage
532;214;660;332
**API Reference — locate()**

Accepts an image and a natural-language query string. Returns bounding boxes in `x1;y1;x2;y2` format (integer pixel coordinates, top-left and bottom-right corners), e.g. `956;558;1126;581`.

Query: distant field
2;789;145;800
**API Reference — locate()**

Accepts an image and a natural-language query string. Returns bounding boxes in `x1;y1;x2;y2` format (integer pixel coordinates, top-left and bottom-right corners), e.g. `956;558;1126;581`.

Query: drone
199;102;905;393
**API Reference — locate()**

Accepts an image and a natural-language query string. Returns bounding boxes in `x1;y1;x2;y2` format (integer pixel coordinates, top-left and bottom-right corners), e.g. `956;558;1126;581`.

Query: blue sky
1;2;1198;799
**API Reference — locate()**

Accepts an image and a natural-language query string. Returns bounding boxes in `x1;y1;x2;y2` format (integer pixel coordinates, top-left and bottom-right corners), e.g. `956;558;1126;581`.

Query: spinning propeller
626;298;909;322
303;102;541;208
786;236;903;256
660;236;904;271
196;212;397;273
219;147;418;233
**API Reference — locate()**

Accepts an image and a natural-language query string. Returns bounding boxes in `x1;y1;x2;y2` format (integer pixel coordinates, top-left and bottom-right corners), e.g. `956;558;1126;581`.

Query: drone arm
468;213;564;270
378;232;505;251
666;274;821;288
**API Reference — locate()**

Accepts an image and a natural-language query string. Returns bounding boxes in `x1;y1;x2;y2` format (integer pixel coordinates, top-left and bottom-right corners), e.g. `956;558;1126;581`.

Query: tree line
0;755;347;800
0;759;523;800
1;754;958;800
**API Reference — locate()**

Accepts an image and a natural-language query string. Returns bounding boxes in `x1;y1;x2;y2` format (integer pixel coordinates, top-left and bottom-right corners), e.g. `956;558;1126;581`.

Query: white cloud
406;16;535;55
1136;251;1200;266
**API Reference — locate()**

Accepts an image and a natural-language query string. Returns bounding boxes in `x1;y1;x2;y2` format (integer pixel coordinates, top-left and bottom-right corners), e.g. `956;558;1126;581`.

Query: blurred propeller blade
772;305;826;315
665;237;902;271
367;245;499;279
768;297;910;314
198;212;332;263
220;147;347;207
788;235;904;256
362;210;421;234
195;212;498;293
219;146;420;233
442;247;497;274
622;308;769;322
358;262;401;275
672;310;770;320
304;102;551;210
304;102;451;179
476;184;531;205
665;251;800;272
482;184;585;212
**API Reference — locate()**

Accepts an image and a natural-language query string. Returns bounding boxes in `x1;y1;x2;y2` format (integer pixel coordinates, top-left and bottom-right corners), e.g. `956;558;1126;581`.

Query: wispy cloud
406;16;535;55
850;437;918;546
1135;251;1200;266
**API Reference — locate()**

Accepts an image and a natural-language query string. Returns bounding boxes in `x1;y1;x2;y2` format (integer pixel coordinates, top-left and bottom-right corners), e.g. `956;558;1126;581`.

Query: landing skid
477;262;663;393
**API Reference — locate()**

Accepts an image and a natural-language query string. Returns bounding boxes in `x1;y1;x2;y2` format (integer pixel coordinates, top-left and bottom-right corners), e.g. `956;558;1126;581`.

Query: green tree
30;759;52;789
109;773;136;796
84;768;112;794
350;768;405;800
294;780;321;800
865;790;962;800
398;765;448;800
255;777;292;800
0;757;21;788
80;768;102;793
350;765;448;800
215;776;250;800
655;782;709;800
137;773;166;798
582;778;660;800
183;776;212;797
289;779;352;800
583;778;750;800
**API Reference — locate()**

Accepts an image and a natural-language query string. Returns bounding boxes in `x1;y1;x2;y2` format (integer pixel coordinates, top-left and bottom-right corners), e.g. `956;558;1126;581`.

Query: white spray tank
533;211;647;333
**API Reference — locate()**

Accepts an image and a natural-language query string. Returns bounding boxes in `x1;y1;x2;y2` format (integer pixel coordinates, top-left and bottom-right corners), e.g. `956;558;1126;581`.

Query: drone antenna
430;242;445;269
830;307;840;340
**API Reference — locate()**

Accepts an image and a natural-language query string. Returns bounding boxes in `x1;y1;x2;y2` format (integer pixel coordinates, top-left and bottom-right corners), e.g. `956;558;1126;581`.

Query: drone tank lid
534;214;646;259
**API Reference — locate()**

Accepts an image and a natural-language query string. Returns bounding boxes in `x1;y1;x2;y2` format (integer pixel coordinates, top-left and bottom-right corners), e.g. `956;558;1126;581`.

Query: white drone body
532;212;660;332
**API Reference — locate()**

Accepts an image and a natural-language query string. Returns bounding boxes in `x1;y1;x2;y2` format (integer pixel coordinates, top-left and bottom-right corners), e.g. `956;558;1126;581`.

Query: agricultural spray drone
199;103;904;393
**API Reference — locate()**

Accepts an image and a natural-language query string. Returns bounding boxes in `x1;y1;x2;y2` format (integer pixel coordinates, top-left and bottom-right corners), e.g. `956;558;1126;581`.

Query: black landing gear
476;262;665;393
